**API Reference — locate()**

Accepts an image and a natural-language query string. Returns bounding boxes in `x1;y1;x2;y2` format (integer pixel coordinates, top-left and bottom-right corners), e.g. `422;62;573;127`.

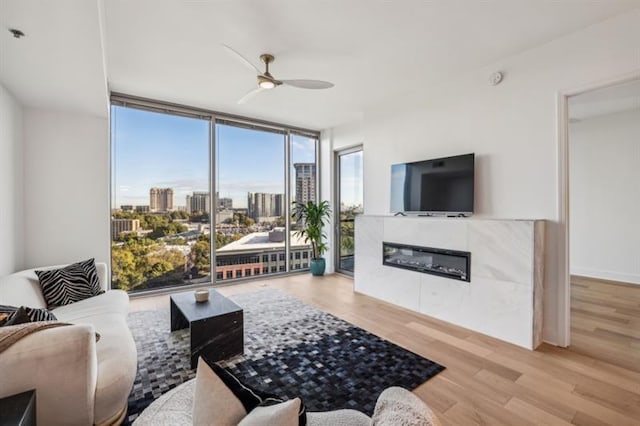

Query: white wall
325;10;640;345
0;84;24;276
23;109;110;269
570;109;640;284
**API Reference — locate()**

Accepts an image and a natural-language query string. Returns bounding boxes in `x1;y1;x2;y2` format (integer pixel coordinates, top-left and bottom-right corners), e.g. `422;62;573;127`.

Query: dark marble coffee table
170;289;243;368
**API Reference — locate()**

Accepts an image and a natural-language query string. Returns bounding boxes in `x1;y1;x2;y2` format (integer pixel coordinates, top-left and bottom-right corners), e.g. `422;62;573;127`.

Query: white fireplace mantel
354;215;545;350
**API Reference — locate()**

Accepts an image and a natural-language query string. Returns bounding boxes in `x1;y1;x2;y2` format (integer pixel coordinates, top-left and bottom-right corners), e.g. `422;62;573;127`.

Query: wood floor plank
516;375;638;426
572;411;615;426
572;376;640;420
406;321;494;358
570;276;640;375
505;398;574;426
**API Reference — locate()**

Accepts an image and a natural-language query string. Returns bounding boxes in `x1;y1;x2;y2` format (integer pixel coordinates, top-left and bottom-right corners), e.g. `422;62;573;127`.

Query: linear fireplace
382;242;471;282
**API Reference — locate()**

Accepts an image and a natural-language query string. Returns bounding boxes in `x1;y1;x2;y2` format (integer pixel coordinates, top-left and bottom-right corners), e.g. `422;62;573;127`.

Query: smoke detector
489;71;504;86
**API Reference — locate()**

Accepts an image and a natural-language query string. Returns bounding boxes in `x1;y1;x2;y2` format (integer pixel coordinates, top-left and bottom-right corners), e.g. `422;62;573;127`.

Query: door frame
556;70;640;347
334;145;364;276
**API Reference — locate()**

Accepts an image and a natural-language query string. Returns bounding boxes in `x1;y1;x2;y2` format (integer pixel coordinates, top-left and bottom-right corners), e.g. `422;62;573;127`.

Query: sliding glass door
335;147;364;275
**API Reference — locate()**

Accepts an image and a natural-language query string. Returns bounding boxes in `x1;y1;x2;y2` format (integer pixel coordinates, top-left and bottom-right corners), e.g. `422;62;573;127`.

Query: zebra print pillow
0;305;58;326
35;258;104;308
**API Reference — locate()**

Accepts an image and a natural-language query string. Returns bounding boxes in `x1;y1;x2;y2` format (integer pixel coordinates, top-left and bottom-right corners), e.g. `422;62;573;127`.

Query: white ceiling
0;0;108;117
1;0;639;129
569;79;640;121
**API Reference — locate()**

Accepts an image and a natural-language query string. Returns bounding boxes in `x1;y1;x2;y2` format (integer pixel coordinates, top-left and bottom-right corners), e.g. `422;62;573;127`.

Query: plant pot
310;258;326;276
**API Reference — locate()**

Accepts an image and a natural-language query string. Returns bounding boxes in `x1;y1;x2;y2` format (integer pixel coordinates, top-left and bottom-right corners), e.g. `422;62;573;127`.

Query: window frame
110;93;320;292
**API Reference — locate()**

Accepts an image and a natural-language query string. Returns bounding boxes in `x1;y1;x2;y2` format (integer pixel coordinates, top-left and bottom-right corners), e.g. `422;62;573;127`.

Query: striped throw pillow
0;305;58;326
35;258;104;308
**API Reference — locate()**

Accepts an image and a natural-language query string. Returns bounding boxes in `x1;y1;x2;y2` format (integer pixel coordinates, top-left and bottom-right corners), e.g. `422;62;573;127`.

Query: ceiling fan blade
221;44;261;74
237;87;265;104
281;79;334;89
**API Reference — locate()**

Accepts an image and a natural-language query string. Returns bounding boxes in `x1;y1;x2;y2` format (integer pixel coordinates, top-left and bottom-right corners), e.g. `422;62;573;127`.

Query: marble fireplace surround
355;216;545;350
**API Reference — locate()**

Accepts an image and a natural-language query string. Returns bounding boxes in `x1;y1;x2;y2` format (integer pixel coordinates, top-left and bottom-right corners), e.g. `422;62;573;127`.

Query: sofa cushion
52;290;129;321
192;357;247;426
0;270;48;309
205;359;283;412
238;398;301;426
35;258;103;308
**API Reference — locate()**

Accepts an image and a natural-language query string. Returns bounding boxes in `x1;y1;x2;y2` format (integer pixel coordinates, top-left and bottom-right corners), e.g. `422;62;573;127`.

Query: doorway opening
566;79;640;371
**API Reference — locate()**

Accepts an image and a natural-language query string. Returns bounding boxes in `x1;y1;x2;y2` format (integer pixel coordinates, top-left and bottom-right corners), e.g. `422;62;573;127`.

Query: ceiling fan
222;44;335;104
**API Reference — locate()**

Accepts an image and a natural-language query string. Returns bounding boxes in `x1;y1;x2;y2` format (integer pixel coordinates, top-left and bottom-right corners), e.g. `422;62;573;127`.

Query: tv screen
390;153;474;214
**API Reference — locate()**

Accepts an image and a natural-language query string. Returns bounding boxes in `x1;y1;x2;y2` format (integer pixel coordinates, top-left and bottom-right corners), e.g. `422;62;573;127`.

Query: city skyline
111;105;362;208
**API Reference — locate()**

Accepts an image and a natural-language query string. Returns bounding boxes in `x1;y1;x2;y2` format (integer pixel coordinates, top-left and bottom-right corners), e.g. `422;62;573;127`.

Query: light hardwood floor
130;274;640;426
570;275;640;374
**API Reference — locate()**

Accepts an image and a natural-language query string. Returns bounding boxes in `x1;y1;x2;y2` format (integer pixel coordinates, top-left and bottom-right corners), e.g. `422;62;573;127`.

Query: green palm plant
291;200;332;260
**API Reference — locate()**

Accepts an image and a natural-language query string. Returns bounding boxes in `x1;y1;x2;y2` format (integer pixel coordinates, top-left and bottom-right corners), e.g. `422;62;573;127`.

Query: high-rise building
247;192;285;220
111;218;141;240
214;192;233;211
294;163;316;204
218;197;233;210
135;205;150;213
186;192;210;214
149;188;174;212
273;194;285;216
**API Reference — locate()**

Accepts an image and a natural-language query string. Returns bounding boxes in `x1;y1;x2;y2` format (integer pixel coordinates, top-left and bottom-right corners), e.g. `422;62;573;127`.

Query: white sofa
0;263;138;426
133;379;439;426
133;379;368;425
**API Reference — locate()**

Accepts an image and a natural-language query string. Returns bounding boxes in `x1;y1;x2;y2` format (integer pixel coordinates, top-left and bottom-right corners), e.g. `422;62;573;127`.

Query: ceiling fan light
259;80;275;89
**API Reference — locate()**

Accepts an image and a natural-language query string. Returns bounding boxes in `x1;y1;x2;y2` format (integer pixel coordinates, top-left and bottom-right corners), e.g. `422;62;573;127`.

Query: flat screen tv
390;153;475;215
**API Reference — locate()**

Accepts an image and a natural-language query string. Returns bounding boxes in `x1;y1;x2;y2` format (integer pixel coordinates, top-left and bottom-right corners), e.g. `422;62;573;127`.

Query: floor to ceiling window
110;105;211;292
214;123;287;281
110;97;318;292
336;147;364;274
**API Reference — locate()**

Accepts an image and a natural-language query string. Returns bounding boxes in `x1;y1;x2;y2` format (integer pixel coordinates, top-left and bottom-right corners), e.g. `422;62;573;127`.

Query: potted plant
292;200;332;276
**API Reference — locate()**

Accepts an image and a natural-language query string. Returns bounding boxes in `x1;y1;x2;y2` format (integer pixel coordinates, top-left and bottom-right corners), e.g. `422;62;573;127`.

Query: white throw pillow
371;387;440;426
192;357;247;426
237;398;301;426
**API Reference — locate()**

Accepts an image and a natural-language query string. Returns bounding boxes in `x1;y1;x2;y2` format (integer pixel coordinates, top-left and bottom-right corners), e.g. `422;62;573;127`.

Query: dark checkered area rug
124;289;444;424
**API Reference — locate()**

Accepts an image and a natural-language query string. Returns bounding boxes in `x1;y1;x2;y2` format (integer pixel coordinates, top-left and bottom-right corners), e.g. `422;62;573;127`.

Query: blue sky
339;150;364;208
111;106;317;209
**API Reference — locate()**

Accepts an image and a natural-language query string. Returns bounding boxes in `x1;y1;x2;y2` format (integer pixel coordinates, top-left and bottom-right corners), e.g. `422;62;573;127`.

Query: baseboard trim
570;267;640;286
